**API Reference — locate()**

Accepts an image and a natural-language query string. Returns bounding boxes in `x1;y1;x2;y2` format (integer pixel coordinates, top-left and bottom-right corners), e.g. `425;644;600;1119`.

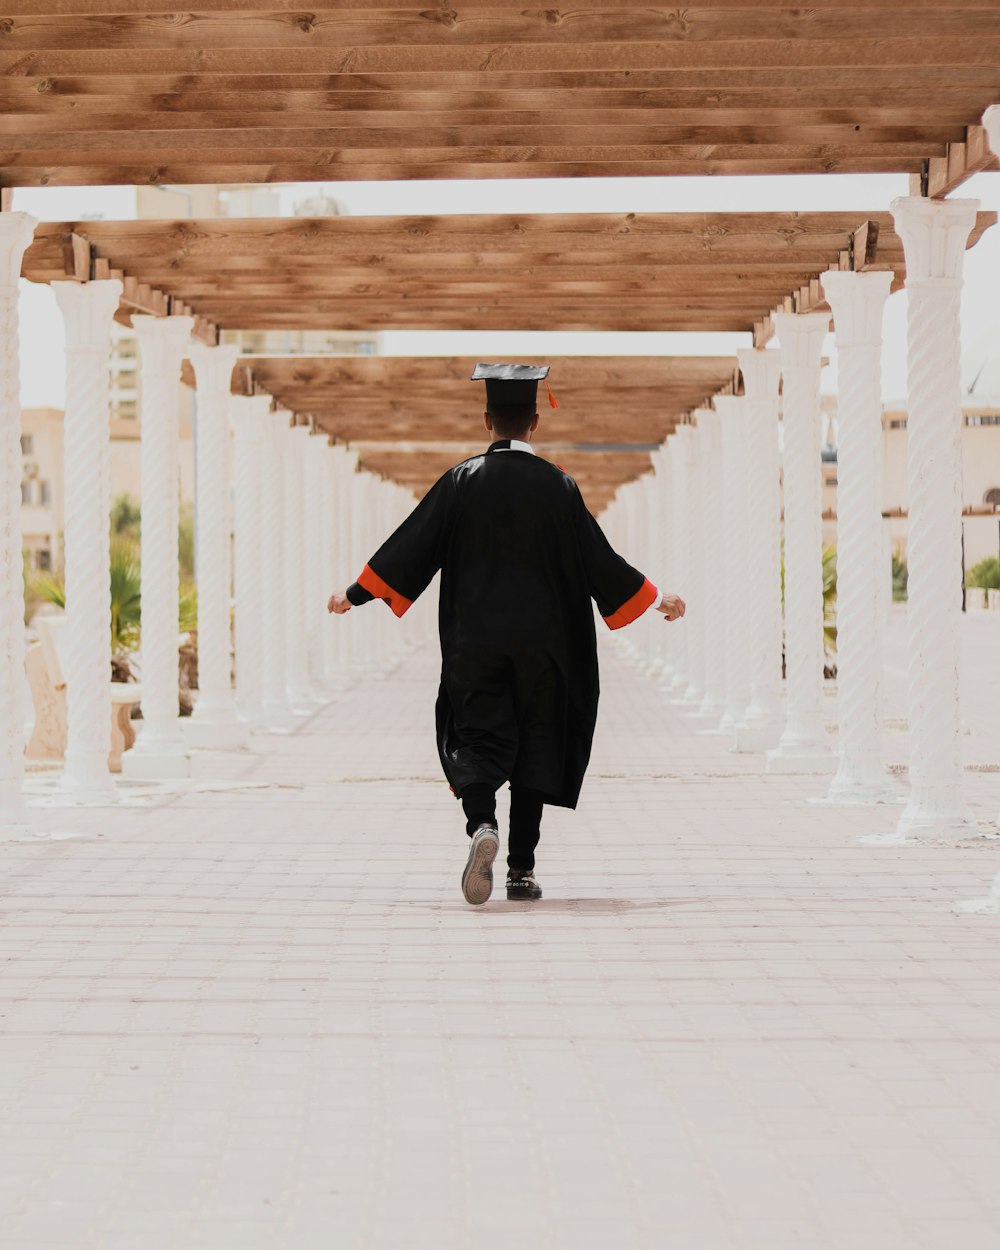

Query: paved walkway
3;611;1000;1250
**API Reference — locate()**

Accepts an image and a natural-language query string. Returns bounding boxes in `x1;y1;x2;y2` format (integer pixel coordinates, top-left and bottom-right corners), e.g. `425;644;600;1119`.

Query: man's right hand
657;593;686;622
327;591;352;615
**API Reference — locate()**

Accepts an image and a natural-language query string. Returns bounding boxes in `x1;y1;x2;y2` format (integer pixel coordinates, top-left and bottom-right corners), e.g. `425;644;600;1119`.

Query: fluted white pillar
350;469;375;675
336;447;359;679
652;446;674;687
714;395;752;734
821;270;895;804
121;315;193;780
696;408;726;719
282;420;317;710
52;279;124;799
0;213;37;833
891;196;979;838
260;410;293;730
982;106;1000;833
300;429;330;697
767;314;835;773
186;342;246;750
666;427;693;698
734;348;785;751
230;394;270;728
680;425;706;707
318;437;341;692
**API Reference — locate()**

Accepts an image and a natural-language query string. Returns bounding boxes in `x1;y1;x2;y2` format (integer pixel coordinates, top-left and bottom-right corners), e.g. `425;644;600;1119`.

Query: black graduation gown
353;443;657;809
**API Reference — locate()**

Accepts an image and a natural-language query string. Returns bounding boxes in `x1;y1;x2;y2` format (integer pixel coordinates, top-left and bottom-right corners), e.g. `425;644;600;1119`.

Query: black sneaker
506;870;542;901
461;823;500;905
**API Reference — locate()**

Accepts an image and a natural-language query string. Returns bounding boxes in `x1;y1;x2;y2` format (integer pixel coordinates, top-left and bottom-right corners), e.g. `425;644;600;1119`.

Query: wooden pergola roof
22;210;997;343
223;355;739;444
2;3;999;195
353;445;656;516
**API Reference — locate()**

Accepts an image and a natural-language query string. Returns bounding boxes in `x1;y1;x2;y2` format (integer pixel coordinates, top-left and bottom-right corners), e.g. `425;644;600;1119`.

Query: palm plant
34;538;143;676
780;542;838;677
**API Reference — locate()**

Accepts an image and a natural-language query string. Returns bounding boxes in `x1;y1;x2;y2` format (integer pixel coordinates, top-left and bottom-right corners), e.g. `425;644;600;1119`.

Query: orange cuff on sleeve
357;564;413;619
603;577;658;631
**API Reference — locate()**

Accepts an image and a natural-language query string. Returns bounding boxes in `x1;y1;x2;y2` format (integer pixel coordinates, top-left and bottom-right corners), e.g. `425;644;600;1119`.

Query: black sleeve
346;582;374;606
351;472;456;617
573;487;657;630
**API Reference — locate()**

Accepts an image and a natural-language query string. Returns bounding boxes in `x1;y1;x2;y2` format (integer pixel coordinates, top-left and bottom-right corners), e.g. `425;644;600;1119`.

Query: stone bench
26;614;142;773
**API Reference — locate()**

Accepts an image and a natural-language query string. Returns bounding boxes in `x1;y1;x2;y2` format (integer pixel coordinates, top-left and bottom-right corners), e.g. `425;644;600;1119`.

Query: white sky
12;170;1000;411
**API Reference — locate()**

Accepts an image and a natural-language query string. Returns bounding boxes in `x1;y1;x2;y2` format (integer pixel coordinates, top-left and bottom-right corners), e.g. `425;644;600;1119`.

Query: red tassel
545;379;559;409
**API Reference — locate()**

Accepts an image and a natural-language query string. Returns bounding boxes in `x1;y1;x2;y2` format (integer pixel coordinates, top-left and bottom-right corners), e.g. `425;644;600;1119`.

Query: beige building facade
881;403;1000;571
20;406;194;574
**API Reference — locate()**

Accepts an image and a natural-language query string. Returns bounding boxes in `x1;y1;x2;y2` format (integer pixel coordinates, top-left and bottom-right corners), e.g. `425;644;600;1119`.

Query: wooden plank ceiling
2;3;999;190
226;355;739;444
353;446;656;516
23;210;997;340
178;354;740;511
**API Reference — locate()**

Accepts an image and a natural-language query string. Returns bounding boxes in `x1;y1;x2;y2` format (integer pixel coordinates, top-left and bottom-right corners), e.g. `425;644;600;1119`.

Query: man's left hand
327;591;352;615
657;593;686;622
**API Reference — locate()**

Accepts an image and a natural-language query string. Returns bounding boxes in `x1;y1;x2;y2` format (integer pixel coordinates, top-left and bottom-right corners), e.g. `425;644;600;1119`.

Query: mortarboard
471;362;558;411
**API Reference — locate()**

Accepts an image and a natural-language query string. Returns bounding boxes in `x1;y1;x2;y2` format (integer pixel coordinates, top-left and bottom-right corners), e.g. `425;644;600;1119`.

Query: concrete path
2;611;1000;1250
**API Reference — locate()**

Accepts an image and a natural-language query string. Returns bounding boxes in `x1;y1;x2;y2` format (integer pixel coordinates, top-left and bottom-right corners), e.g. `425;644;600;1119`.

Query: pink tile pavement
1;611;999;1250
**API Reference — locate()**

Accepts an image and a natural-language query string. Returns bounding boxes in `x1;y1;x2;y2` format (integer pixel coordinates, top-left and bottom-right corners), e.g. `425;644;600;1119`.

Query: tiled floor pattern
2;610;999;1250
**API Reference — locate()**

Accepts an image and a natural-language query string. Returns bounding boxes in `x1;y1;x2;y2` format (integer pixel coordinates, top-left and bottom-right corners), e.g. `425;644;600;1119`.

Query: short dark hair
487;405;536;440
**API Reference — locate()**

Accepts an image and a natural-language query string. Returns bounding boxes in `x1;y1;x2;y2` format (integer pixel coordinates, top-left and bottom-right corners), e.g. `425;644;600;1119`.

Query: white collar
509;439;535;455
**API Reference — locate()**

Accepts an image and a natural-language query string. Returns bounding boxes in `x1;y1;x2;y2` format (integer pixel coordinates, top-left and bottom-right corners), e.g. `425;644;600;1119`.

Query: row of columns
606;194;987;842
0;226;422;829
0;187;992;838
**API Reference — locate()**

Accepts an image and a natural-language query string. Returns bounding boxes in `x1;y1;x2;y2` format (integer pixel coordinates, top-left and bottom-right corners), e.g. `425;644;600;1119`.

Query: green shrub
892;552;908;602
967;556;1000;590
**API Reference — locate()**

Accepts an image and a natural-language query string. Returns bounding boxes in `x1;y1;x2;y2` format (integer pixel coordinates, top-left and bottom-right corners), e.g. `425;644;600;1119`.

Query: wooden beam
926;123;999;196
62;230;91;281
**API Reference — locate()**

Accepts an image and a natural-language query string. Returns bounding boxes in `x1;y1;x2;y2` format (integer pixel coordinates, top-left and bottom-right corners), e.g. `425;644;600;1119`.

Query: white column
696;408;726;719
821;270;895;804
260;409;293;729
186;342;246;750
230;394;270;728
301;429;331;696
282;420;318;710
666;427;692;698
318;438;341;692
336;447;360;679
350;469;375;675
122;315;193;779
714;395;752;734
981;107;1000;835
652;446;674;688
680;425;706;707
891;195;979;838
767;313;835;773
734;348;785;751
52;279;124;799
0;213;37;834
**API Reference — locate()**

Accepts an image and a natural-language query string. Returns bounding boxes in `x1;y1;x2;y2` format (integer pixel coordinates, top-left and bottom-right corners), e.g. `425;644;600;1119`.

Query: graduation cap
471;362;559;411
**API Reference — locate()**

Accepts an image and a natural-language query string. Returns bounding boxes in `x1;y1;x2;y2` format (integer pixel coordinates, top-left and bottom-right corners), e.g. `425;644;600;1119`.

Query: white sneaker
461;823;499;905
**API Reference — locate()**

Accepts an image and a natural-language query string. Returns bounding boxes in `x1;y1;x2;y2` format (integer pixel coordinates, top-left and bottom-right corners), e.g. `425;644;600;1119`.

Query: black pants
460;783;544;873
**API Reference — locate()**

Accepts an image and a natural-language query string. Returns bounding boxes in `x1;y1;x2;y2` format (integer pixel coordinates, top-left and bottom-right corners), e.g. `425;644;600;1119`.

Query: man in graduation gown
328;364;685;905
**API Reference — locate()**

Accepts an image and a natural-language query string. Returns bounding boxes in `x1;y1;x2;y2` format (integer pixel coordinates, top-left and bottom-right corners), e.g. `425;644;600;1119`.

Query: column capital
132;313;194;374
52;279;124;350
984;104;1000;157
820;269;893;348
0;212;37;289
773;311;830;372
737;347;781;401
187;340;240;395
889;195;979;284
